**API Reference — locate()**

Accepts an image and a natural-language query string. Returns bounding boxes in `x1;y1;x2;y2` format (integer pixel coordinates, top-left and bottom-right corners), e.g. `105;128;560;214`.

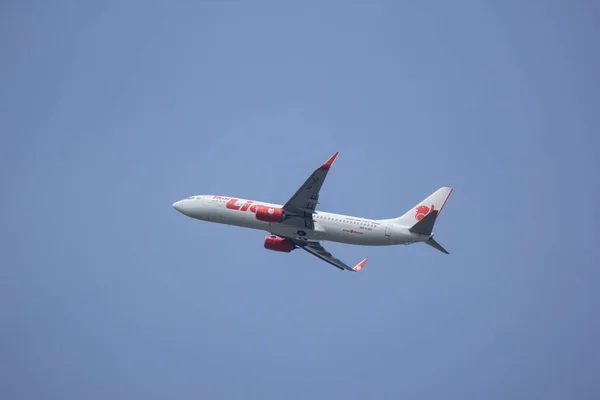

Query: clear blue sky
2;1;599;399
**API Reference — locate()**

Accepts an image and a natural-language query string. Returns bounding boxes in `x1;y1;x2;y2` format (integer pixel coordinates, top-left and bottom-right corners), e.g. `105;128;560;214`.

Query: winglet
353;258;368;272
320;151;339;171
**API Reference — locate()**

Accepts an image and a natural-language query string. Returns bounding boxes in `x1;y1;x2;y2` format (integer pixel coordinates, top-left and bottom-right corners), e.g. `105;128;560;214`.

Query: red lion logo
415;204;434;221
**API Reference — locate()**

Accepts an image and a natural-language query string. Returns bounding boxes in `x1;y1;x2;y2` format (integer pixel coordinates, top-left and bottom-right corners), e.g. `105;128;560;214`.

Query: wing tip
353;258;368;272
320;151;339;170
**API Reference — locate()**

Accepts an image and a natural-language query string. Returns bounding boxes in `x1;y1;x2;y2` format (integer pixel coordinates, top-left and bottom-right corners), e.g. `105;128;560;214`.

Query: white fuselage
173;195;429;247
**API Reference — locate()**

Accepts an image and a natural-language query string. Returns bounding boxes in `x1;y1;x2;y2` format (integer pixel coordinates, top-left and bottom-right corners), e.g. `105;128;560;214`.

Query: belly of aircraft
268;223;322;241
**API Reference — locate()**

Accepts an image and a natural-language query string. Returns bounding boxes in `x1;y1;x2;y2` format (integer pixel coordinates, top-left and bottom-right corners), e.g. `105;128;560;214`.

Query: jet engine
264;235;294;252
255;206;284;223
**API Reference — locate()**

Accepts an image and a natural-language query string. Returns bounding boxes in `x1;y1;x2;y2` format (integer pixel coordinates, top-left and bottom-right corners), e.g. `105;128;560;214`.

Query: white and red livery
173;152;453;272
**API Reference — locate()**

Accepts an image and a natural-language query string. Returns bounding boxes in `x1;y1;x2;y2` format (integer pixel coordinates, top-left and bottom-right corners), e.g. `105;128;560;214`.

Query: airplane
172;152;453;272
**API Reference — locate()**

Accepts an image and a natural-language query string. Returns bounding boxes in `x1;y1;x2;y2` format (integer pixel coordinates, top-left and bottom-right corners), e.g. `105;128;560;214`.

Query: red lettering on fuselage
226;198;241;210
240;200;254;211
221;198;259;213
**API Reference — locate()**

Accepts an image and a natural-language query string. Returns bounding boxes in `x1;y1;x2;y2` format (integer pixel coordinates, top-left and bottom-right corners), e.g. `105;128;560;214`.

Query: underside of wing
282;152;339;227
293;239;367;272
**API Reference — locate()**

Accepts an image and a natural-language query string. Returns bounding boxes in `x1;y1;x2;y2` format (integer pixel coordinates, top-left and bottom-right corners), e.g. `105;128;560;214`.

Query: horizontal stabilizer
409;210;438;236
425;237;449;254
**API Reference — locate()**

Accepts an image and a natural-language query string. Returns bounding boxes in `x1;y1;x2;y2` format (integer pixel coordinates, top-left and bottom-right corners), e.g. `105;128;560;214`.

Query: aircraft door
385;224;392;237
202;196;215;222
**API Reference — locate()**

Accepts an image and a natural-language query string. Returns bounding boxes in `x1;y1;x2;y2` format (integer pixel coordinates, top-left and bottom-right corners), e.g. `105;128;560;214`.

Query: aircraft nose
173;200;184;213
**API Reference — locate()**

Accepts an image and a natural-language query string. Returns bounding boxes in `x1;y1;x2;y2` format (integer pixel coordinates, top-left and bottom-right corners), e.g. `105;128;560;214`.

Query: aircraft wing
282;152;339;229
293;239;367;272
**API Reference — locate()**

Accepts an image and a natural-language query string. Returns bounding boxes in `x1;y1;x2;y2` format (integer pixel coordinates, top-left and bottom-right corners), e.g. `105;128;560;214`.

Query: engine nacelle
255;205;284;223
264;235;294;252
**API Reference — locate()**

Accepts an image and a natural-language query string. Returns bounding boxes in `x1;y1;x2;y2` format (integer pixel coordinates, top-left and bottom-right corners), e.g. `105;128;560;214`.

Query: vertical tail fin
394;187;453;227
